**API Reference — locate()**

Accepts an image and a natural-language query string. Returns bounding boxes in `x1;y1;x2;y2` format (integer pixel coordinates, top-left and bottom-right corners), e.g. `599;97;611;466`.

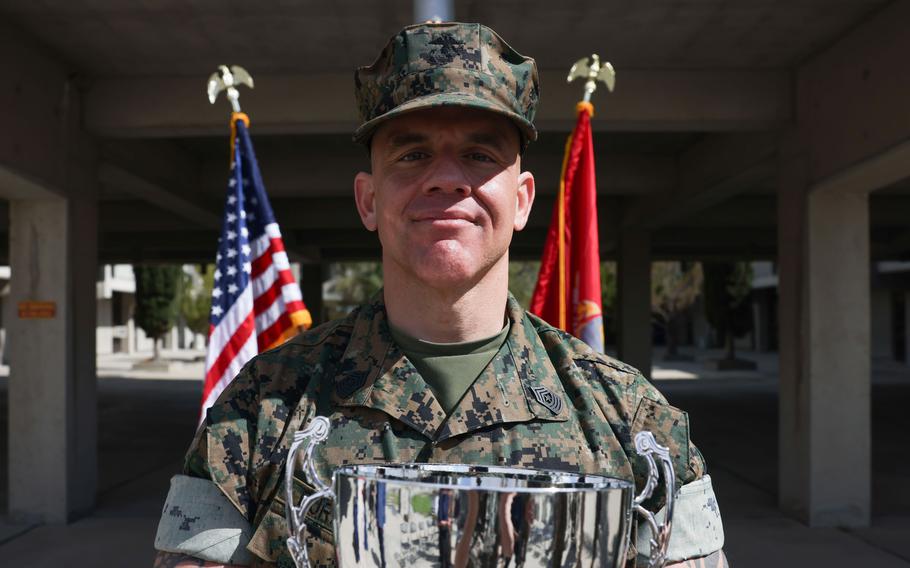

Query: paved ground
0;348;908;567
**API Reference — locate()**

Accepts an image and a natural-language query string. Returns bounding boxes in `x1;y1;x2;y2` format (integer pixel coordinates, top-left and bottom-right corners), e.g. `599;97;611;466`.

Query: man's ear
354;171;378;231
513;171;535;231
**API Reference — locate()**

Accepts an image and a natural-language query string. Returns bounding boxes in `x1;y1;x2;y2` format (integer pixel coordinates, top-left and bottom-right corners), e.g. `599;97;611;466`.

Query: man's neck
382;262;509;343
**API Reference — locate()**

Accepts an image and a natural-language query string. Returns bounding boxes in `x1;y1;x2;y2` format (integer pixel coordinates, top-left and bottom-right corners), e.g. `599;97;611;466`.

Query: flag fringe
290;308;312;330
230;112;251;162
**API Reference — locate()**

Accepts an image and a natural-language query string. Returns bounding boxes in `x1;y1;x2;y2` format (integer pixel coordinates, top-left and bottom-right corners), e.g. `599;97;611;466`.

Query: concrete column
126;294;136;355
904;292;910;365
777;153;871;527
7;196;98;523
617;228;651;376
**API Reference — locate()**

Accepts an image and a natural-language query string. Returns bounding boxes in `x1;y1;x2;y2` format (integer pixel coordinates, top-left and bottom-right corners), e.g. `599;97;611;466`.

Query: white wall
96;297;113;355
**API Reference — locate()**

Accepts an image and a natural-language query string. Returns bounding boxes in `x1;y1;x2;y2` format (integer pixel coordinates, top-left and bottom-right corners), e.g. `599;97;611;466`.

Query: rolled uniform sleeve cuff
155;474;254;566
636;474;725;563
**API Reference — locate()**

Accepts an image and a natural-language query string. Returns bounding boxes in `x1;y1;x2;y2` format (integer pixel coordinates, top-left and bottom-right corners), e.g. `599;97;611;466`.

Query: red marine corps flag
530;55;614;352
199;67;312;421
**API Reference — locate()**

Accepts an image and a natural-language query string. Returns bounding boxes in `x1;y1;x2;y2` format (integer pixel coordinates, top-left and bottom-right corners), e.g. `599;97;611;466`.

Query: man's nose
421;154;472;195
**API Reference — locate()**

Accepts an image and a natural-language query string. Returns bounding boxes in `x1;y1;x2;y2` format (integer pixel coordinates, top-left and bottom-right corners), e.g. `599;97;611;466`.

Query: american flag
200;114;312;419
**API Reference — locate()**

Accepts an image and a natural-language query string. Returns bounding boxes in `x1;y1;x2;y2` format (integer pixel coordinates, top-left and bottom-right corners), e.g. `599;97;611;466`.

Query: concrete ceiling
1;0;906;264
0;0;890;76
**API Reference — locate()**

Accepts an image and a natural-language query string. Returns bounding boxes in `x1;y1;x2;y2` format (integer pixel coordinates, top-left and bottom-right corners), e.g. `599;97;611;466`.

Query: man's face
354;107;535;290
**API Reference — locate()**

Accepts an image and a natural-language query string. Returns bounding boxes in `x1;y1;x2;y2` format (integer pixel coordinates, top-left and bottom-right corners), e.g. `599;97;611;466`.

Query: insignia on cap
530;385;562;414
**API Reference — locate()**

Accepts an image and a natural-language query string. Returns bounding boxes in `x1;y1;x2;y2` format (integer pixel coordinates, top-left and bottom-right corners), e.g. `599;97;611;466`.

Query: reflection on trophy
285;417;676;568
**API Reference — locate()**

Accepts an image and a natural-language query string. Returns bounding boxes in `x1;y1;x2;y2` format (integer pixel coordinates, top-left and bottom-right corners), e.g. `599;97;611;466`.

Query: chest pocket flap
630;396;694;486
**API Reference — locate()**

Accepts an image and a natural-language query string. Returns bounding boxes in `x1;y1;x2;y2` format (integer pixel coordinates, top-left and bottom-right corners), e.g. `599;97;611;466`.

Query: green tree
133;264;182;359
651;262;703;359
508;260;541;309
179;264;214;346
324;262;384;319
702;261;753;361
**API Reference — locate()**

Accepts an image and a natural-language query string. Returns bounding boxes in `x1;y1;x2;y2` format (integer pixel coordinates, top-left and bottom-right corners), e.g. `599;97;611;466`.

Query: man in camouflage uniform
154;22;726;568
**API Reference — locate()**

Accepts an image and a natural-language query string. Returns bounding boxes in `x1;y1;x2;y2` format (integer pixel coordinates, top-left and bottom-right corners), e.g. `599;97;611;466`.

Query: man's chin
386;242;500;290
407;254;486;291
412;263;478;290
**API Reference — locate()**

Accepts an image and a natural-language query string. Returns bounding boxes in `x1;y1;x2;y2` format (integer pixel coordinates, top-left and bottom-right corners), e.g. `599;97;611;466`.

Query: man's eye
468;152;495;163
400;151;428;162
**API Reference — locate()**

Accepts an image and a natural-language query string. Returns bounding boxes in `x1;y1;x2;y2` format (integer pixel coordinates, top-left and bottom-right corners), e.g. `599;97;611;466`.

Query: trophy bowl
286;417;676;568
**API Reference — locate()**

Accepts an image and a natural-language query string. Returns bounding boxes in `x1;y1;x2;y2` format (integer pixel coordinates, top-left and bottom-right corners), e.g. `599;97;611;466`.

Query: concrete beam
677;132;779;200
862;196;910;258
91;220;779;265
94;193;781;263
870;195;910;227
99;163;220;229
0;21;82;197
650;227;777;260
96;226;376;264
668;195;776;229
98;138;221;228
812;137;910;197
797;0;910;184
98;197;361;234
536;70;791;133
874;229;910;261
84;69;791;138
823;139;910;259
99;195;628;233
0;165;60;200
621;132;779;231
198;145;676;198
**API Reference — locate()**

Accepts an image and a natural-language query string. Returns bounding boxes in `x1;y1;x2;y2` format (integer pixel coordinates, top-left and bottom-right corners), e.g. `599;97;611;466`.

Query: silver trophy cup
286;417;676;568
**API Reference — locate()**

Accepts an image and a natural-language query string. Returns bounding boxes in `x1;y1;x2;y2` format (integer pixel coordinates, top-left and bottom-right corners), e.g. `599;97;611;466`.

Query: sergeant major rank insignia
529;385;562;414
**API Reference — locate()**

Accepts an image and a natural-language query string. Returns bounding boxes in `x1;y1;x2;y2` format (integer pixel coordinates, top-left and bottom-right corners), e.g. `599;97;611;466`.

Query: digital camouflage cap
353;22;540;148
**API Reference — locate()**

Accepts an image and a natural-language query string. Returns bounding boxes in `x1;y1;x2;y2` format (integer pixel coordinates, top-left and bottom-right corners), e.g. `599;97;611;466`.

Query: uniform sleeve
153;362;262;565
154;474;255;565
635;475;725;565
623;372;705;491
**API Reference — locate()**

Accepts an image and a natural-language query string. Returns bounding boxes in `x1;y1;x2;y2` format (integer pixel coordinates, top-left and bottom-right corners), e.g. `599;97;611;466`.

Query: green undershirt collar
389;322;510;414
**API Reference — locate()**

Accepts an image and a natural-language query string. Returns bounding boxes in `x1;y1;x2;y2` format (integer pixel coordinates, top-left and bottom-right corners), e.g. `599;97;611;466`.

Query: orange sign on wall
18;301;56;319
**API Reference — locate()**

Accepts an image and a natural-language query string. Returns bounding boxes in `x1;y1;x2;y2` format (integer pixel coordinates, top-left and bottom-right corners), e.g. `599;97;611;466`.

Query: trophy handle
632;431;677;568
286;416;335;568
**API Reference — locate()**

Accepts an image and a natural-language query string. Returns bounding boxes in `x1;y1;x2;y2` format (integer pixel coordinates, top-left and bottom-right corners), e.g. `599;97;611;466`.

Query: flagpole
567;54;616;104
529;56;616;344
557;136;570;330
198;65;312;423
207;65;255;112
207;65;255;164
568;55;614;350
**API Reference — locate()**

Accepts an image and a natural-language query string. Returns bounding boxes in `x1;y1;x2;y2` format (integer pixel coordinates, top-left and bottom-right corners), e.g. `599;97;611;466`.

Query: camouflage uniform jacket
179;293;707;567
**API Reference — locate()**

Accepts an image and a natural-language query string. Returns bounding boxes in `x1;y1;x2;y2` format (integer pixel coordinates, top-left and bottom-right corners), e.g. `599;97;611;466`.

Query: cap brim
352;92;537;147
